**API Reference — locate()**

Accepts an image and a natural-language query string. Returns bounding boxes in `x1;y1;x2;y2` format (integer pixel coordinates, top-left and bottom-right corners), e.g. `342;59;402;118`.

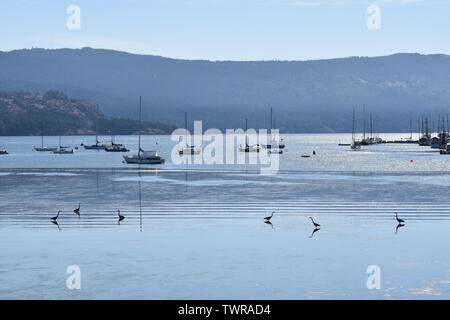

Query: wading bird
74;203;80;215
51;210;61;221
395;212;405;224
309;217;321;228
264;212;275;222
118;209;125;222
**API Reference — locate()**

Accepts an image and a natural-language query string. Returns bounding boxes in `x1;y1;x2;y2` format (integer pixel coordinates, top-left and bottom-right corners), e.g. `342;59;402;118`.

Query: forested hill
0;91;176;135
2;48;450;132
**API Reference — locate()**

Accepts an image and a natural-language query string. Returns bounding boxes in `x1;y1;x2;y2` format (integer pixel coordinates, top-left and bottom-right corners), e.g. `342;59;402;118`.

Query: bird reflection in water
51;220;61;231
309;227;320;238
264;220;274;229
395;223;405;234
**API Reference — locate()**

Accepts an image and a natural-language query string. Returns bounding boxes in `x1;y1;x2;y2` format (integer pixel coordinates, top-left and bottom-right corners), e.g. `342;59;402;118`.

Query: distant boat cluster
341;108;450;155
348;107;383;151
416;116;450;154
239;108;286;155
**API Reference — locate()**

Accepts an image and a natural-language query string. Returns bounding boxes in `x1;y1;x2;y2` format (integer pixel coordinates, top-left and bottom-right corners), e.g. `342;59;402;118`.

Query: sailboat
124;96;165;164
418;116;432;146
82;131;108;150
34;135;57;152
178;112;200;155
431;115;448;149
239;118;262;152
350;108;361;151
52;136;74;154
105;134;129;152
263;108;285;149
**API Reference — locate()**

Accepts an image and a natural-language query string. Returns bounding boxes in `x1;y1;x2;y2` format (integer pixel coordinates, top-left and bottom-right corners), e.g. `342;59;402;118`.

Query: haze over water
1;133;450;299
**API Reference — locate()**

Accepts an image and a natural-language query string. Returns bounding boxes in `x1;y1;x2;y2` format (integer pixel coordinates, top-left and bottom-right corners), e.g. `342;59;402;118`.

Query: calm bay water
0;134;450;299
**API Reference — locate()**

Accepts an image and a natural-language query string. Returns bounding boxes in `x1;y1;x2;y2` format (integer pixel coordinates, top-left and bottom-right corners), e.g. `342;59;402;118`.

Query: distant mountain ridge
1;48;450;132
0;90;176;135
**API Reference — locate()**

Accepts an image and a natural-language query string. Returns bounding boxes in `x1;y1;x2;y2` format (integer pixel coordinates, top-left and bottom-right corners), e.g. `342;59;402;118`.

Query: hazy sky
0;0;448;61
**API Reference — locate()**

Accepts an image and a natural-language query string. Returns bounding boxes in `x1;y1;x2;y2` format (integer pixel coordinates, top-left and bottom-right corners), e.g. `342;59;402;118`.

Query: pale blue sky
0;0;449;61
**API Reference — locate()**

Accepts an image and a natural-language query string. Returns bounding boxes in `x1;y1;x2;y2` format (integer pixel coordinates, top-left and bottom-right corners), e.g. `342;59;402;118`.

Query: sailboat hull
123;155;165;164
83;145;106;150
34;147;57;152
239;145;261;152
105;145;129;152
179;149;201;155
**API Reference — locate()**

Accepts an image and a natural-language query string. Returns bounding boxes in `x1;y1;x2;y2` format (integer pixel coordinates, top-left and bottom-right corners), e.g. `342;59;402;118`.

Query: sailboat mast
409;119;411;139
363;105;366;140
185;111;188;147
270;107;273;132
352;107;356;142
245;118;248;146
138;96;142;156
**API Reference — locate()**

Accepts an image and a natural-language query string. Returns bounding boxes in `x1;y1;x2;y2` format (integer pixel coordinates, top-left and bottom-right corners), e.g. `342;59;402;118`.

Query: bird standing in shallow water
264;212;274;222
395;212;405;224
309;217;321;228
51;210;61;221
117;209;125;222
74;203;80;216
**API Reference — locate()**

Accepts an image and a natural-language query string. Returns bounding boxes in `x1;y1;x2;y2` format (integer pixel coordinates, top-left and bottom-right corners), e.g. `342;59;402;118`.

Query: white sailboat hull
179;148;200;155
239;145;261;152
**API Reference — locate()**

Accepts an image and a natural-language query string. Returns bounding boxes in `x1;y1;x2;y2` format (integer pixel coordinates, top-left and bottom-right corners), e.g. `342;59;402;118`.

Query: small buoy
313;151;316;155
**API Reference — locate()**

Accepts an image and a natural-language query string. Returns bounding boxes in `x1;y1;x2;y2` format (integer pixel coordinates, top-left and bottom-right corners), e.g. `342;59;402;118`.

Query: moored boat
52;136;73;154
105;142;129;152
53;147;74;154
124;150;165;164
34;135;57;152
179;146;201;155
350;107;362;151
268;148;283;154
82;136;108;150
178;112;201;155
239;118;261;153
263;108;285;149
239;144;262;153
123;96;165;165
